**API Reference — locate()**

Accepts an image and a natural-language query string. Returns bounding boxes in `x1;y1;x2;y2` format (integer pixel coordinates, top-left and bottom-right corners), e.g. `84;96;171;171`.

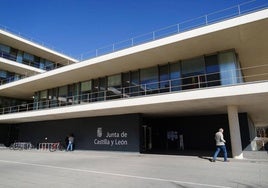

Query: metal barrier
38;142;62;151
9;142;33;150
38;143;55;151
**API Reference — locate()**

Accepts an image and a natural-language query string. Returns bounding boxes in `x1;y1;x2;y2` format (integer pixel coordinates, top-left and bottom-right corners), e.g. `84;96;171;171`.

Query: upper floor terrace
0;29;79;85
0;0;267;86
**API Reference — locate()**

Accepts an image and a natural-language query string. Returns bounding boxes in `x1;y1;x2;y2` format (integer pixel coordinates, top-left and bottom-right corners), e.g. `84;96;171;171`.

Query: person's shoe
211;159;216;162
224;160;230;162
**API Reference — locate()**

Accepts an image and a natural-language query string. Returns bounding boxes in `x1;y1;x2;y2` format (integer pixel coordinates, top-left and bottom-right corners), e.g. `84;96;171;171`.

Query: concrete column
227;105;243;159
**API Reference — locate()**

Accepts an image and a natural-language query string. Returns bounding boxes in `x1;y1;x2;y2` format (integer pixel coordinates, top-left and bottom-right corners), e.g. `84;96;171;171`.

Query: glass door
142;125;152;152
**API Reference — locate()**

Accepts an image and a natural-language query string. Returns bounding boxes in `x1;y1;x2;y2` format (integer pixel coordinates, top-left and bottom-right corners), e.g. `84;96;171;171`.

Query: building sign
93;127;128;147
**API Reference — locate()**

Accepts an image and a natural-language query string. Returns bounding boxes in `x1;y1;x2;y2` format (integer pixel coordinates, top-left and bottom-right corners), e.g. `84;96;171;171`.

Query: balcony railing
1;63;268;115
0;50;73;85
0;0;267;87
78;0;268;60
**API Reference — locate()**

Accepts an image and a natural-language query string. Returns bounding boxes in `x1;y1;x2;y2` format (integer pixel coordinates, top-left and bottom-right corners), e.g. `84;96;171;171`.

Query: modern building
0;1;268;159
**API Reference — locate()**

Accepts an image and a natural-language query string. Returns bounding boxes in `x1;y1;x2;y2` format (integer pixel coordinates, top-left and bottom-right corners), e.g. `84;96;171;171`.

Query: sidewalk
0;149;267;188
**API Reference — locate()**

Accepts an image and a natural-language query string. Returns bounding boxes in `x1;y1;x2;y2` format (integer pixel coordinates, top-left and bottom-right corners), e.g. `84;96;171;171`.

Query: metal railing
79;0;268;60
38;142;63;151
0;49;74;85
1;63;268;115
0;50;56;70
0;27;71;58
0;0;267;86
9;142;34;150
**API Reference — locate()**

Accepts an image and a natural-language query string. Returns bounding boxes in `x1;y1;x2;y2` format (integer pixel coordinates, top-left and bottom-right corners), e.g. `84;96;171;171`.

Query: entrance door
141;125;152;152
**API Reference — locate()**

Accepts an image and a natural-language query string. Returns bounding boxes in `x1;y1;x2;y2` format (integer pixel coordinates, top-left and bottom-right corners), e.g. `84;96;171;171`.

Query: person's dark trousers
213;145;227;161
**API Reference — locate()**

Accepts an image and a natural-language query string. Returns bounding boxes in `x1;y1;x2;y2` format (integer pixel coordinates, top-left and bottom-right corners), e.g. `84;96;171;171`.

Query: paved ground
0;149;267;188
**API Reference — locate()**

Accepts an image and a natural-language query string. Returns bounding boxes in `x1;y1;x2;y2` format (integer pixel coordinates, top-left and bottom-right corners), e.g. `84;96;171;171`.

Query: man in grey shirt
66;134;75;151
211;128;228;162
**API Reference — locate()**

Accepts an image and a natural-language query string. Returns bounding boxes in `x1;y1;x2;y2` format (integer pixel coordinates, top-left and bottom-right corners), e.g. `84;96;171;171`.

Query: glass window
16;51;23;63
45;60;55;70
0;44;10;53
98;77;106;101
205;54;220;87
40;90;47;99
0;70;7;78
140;66;158;94
59;86;67;97
170;62;181;91
34;56;40;68
122;72;130;87
122;72;130;97
108;74;121;87
181;57;205;75
81;80;92;92
218;51;239;85
14;74;20;81
68;84;74;97
181;57;205;89
67;84;80;104
81;80;92;103
10;48;17;61
39;90;48;109
73;83;80;103
23;52;34;61
92;79;99;101
58;86;68;105
159;64;169;92
48;88;58;107
33;92;39;110
0;44;13;61
107;74;122;100
130;71;139;96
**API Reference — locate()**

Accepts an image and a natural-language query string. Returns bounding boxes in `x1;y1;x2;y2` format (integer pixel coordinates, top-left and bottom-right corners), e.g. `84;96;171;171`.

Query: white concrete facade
0;6;268;157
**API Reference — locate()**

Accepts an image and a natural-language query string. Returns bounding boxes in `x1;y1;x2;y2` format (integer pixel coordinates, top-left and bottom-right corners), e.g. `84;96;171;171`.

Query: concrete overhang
0;9;268;99
0;82;268;127
0;57;45;76
0;29;79;65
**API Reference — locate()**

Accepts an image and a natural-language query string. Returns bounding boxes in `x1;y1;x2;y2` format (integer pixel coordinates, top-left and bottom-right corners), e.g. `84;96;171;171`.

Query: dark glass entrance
141;114;235;156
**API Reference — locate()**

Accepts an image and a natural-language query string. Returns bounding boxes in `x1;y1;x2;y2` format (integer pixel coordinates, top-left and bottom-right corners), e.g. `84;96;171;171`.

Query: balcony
1;64;268;115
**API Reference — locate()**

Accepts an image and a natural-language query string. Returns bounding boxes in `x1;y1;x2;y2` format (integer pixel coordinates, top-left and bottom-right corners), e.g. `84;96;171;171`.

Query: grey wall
18;114;141;152
3;112;250;155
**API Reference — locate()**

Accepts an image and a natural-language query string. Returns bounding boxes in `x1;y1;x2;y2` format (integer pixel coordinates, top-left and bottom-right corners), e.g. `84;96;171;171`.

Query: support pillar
227;105;243;159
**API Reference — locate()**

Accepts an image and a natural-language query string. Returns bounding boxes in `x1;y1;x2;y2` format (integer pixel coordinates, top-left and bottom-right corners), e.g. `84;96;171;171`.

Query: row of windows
0;69;25;85
33;50;242;106
0;43;57;70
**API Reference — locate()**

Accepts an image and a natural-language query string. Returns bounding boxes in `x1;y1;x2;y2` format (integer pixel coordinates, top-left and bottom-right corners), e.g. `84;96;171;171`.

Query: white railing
0;50;74;85
78;0;268;60
1;63;268;115
0;0;267;86
9;142;34;150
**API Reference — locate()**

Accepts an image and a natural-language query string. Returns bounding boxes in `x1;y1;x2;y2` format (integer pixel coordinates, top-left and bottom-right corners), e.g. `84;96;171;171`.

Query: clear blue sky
0;0;250;59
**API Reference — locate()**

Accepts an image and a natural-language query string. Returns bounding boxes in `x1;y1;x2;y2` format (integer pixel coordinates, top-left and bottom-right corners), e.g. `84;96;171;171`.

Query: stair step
243;151;268;160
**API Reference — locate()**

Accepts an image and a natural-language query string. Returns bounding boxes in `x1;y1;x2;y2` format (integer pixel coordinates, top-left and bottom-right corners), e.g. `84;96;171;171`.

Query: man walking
212;128;229;162
66;133;74;151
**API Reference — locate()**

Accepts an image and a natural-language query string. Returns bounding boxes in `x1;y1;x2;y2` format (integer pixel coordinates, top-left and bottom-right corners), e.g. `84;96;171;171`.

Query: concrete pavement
0;149;267;188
